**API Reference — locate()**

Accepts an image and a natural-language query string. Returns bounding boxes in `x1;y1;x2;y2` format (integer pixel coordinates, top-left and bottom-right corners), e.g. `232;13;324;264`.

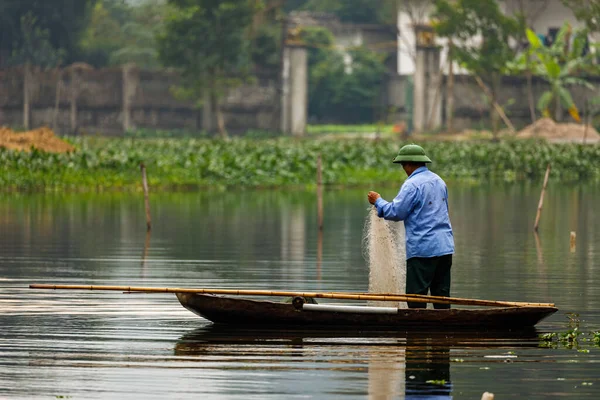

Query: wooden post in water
317;154;323;232
140;163;152;232
533;164;551;232
316;154;323;279
570;231;576;253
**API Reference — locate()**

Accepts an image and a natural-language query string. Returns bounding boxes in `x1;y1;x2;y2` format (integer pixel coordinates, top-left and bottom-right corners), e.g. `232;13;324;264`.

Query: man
367;144;454;309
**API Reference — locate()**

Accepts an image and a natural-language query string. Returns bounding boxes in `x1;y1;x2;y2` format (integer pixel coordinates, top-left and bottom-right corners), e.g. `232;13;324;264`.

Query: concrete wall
0;66;280;135
446;74;600;131
383;73;600;132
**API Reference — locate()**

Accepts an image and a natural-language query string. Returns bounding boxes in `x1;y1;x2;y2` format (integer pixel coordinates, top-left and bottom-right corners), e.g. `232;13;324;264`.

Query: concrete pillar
122;63;138;134
281;44;307;136
413;50;426;132
427;49;442;130
280;46;291;134
412;25;441;133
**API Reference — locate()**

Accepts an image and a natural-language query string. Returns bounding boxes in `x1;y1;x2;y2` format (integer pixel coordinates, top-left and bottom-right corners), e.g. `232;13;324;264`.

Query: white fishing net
363;207;407;308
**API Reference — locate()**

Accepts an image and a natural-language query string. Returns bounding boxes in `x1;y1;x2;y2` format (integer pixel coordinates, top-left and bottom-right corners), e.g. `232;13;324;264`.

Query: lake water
1;183;599;399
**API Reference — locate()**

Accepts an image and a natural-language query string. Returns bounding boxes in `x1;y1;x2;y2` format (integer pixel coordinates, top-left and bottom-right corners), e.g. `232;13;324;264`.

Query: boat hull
176;293;558;330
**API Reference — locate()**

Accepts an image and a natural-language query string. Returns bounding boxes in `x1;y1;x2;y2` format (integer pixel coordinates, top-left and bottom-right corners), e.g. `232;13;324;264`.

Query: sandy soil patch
0;127;75;153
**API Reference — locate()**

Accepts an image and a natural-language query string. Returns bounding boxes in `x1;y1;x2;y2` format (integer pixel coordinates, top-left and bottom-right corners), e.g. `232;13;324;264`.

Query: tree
299;27;387;123
521;23;596;122
285;0;400;24
561;0;600;33
79;0;167;68
8;13;65;129
0;0;96;67
433;0;522;135
157;0;257;138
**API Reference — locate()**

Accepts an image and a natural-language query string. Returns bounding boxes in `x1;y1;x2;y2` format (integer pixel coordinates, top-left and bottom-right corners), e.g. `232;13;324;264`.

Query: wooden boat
176;293;558;330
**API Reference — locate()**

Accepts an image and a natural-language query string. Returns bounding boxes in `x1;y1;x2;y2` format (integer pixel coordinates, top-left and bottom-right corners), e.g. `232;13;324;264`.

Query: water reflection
174;326;540;399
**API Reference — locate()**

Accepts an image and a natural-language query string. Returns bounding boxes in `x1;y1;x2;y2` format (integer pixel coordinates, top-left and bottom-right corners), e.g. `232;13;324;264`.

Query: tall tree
80;0;167;68
157;0;257;137
0;0;97;67
433;0;522;136
561;0;600;33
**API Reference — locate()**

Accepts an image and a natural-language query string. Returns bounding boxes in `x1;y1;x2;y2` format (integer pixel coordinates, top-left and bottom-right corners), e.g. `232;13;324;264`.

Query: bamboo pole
533;164;551;232
140;163;152;232
29;284;555;308
570;231;576;253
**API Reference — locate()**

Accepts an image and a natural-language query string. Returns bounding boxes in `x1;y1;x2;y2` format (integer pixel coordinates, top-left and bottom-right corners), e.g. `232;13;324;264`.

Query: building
397;0;589;75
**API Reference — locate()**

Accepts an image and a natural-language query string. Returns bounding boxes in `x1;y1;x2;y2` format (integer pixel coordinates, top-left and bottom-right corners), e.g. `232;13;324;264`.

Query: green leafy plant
433;0;523;135
2;137;600;191
520;23;597;122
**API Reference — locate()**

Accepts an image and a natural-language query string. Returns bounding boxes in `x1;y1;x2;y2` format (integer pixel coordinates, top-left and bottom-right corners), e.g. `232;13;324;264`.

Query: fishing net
363;207;407;308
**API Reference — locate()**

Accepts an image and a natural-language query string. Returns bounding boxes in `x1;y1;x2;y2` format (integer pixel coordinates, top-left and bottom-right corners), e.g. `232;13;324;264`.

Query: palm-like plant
522;23;596;122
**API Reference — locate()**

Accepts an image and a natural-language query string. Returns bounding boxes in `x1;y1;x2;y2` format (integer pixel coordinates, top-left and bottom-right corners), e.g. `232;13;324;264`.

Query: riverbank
1;136;599;191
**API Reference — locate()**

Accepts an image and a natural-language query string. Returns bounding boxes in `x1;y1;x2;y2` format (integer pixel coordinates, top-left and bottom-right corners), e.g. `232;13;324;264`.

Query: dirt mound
0;127;75;153
516;118;600;143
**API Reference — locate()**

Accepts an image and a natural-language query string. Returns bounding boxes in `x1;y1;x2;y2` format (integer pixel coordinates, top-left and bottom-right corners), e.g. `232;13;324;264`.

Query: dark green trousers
406;254;452;309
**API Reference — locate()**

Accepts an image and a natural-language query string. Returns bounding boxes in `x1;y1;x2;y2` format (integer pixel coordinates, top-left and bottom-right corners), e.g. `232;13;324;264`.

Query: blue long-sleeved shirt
374;166;454;259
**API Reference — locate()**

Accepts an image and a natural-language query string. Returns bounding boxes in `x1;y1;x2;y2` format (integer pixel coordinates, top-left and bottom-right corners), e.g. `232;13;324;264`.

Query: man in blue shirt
367;144;454;309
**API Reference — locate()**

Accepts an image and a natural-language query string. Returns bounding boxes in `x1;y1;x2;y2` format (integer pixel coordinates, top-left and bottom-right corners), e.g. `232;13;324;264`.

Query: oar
29;284;555;308
331;292;555;307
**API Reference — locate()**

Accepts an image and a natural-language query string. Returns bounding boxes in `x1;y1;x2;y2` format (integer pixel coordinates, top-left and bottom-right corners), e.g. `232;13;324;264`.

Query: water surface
1;184;599;399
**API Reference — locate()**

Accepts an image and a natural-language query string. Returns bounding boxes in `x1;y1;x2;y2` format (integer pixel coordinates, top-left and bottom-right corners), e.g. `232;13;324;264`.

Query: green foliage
250;23;281;70
538;314;600;350
8;13;65;68
433;0;522;79
2;138;600;191
517;23;597;121
0;0;96;67
561;0;600;33
287;0;398;24
157;0;256;136
299;26;387;123
79;0;167;68
307;124;394;135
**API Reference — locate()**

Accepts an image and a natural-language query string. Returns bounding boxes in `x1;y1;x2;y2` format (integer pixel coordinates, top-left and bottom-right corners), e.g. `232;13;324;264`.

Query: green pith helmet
392;144;432;164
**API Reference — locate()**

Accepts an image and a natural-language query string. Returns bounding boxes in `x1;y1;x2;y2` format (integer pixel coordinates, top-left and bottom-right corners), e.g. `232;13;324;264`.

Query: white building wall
396;0;585;76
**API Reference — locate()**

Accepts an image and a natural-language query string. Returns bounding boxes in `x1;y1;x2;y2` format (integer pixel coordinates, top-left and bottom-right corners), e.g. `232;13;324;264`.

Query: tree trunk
70;68;78;135
23;62;31;130
490;74;500;139
554;93;562;122
527;70;536;124
213;94;228;139
53;69;63;131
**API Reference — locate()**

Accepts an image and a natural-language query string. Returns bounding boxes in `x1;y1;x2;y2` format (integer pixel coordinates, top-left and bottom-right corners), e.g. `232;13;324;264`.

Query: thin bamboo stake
570;231;576;253
317;154;323;232
533;164;551;232
29;284;555;308
140;163;152;232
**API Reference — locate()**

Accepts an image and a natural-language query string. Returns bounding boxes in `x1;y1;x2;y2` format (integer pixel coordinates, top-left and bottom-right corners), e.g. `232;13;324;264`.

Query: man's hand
368;191;381;205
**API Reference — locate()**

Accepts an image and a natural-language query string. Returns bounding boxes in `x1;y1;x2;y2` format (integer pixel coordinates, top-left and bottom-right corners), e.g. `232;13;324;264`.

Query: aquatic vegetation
539;314;599;350
1;137;600;191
